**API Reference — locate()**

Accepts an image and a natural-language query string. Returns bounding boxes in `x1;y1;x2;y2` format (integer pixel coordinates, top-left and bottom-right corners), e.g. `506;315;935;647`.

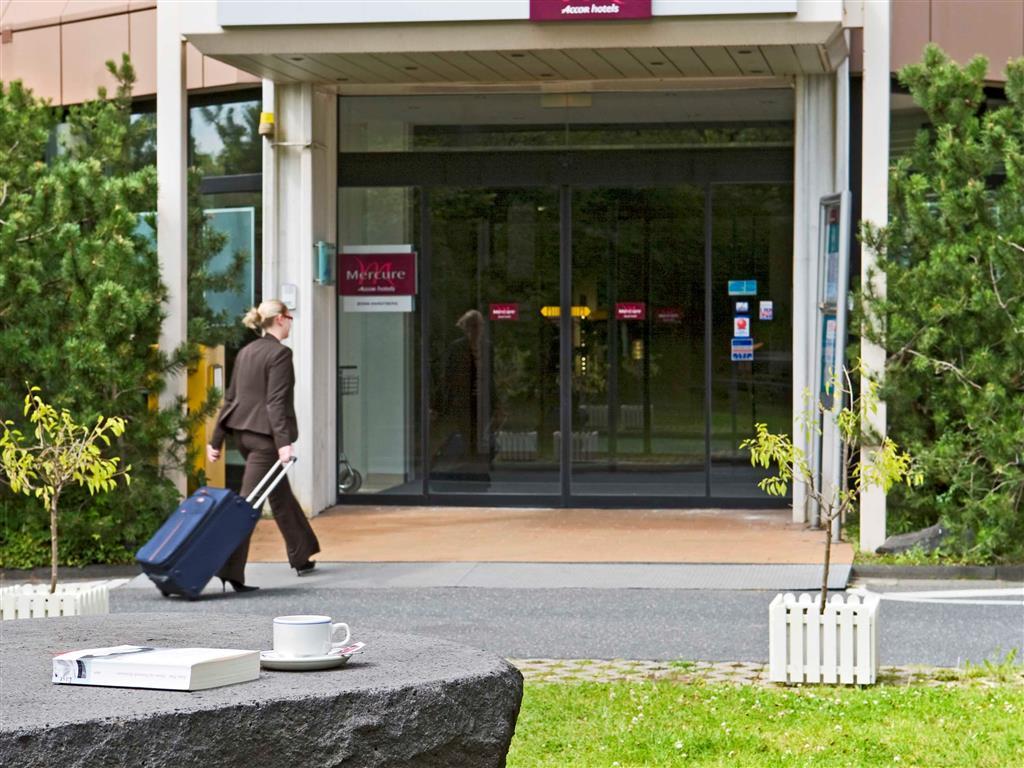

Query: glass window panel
340;90;793;153
710;183;793;497
129;111;157;169
571;187;706;497
199;192;263;488
338;90;794;503
45;110;156;170
338;187;422;497
427;187;561;495
189;99;261;175
202;206;256;323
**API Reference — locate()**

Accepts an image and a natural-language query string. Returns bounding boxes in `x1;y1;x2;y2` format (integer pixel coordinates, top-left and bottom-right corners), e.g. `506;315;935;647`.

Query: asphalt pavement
108;563;1024;667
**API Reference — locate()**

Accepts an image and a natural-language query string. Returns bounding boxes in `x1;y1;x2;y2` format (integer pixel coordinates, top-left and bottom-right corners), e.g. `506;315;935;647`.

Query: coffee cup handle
330;622;351;646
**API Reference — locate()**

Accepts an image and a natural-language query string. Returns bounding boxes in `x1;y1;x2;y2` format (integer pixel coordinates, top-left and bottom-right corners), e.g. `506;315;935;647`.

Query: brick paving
507;658;1024;687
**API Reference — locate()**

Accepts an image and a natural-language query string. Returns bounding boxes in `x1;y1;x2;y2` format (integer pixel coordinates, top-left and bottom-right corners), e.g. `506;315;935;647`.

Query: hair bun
242;306;263;330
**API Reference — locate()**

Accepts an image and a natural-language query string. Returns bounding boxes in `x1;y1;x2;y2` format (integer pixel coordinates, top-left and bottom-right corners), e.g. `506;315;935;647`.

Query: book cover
53;645;260;691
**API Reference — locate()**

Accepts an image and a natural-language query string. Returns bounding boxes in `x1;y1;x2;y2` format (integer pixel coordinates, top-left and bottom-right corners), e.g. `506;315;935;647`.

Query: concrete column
269;83;338;515
791;73;836;523
859;0;891;552
156;1;187;496
827;50;851;540
262;79;278;292
835;46;850;194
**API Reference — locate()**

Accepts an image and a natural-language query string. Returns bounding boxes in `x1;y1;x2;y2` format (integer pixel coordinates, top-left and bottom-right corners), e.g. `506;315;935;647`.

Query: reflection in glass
338;187;421;496
129;112;157;169
202;207;255;322
340;90;793;153
428;188;560;494
337;90;794;502
189;99;261;175
571;187;706;496
710;184;793;497
198;192;263;489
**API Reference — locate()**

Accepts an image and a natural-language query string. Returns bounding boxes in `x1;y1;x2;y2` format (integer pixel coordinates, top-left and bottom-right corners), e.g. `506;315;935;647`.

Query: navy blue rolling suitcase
136;459;295;599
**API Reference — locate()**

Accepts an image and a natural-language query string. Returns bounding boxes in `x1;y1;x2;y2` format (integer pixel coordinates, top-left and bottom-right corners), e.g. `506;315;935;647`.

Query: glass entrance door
570;187;707;496
337;88;795;505
416;183;791;502
427;187;561;495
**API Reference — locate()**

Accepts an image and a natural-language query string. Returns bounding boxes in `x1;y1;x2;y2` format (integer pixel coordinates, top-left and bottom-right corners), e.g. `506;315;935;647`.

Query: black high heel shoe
220;578;260;594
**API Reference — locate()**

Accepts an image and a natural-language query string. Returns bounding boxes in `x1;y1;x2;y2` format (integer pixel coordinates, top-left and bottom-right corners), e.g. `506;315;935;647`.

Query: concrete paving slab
124;561;850;592
457;562;850;590
109;582;1023;666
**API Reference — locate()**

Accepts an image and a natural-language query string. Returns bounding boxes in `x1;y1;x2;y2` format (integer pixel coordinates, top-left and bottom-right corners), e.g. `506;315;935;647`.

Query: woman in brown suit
206;299;320;592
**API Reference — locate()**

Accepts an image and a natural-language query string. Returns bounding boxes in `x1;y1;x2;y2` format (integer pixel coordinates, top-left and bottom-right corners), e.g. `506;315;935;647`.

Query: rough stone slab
876;524;949;555
0;614;522;768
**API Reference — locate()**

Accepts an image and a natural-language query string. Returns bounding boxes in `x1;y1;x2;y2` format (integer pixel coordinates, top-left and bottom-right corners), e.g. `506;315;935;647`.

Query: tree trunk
819;511;833;615
49;491;60;594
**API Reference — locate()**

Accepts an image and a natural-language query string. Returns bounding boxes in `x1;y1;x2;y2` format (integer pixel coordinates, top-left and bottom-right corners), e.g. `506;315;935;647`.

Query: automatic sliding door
427;187;561;495
570;187;706;496
710;184;793;496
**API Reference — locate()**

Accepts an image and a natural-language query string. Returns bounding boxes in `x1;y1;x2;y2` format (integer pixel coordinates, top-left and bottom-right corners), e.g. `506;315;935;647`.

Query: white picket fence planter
769;592;880;685
0;581;110;620
578;404;650;430
495;430;538;461
553;430;599;460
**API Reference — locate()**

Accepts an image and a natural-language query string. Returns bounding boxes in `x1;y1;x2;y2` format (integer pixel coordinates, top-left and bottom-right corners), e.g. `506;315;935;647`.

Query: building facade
4;0;1021;550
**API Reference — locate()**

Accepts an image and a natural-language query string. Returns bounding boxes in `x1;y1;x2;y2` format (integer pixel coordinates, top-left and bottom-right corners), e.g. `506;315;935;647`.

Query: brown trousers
217;430;320;583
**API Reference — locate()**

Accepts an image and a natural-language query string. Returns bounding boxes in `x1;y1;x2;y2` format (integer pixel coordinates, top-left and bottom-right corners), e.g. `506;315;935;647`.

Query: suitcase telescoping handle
245;457;297;509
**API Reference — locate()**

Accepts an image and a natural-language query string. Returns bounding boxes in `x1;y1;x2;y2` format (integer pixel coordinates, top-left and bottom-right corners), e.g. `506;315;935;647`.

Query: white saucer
260;650;352;671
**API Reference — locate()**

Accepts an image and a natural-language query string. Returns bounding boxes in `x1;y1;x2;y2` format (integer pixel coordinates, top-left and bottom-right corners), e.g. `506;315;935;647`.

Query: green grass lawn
507;681;1024;767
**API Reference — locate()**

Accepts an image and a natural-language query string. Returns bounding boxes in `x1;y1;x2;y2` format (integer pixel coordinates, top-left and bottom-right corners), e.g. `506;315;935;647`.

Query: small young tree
741;366;921;612
0;388;130;593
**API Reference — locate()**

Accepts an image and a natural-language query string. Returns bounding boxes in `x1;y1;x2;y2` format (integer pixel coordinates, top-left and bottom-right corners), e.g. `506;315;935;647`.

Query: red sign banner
655;307;683;324
530;0;652;21
616;302;646;321
490;303;519;321
339;252;417;296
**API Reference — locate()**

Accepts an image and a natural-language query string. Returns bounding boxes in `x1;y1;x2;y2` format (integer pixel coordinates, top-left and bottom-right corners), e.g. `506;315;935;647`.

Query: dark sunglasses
281;313;294;321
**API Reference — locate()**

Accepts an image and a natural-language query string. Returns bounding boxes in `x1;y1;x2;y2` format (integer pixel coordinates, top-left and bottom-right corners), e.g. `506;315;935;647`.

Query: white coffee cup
273;615;351;657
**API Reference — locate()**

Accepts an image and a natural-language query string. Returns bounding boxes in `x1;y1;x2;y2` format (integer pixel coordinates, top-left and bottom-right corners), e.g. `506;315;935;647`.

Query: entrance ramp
247;507;853;590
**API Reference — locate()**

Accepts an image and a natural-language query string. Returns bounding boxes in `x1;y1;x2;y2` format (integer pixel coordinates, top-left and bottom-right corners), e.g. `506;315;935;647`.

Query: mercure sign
339;252;417;296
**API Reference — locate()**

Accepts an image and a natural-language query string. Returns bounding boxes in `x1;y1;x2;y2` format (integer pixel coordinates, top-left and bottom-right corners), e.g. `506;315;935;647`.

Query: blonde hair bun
242;300;287;332
242;307;263;330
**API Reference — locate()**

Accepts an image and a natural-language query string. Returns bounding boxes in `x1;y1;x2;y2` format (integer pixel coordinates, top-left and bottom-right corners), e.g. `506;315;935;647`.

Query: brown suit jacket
211;335;298;450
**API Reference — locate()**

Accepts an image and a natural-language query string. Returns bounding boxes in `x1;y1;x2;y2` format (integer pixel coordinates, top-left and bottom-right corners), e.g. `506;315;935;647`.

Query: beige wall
891;0;1024;81
0;1;257;103
7;1;1023;99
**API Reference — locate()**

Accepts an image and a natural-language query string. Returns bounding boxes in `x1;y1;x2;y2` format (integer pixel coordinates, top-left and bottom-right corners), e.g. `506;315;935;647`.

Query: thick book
52;645;260;691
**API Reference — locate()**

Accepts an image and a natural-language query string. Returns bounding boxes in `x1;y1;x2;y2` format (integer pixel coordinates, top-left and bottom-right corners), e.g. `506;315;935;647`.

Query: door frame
337;148;792;507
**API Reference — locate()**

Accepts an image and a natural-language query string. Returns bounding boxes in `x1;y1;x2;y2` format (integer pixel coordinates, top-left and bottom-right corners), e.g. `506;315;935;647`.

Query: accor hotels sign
218;1;797;27
530;0;652;21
